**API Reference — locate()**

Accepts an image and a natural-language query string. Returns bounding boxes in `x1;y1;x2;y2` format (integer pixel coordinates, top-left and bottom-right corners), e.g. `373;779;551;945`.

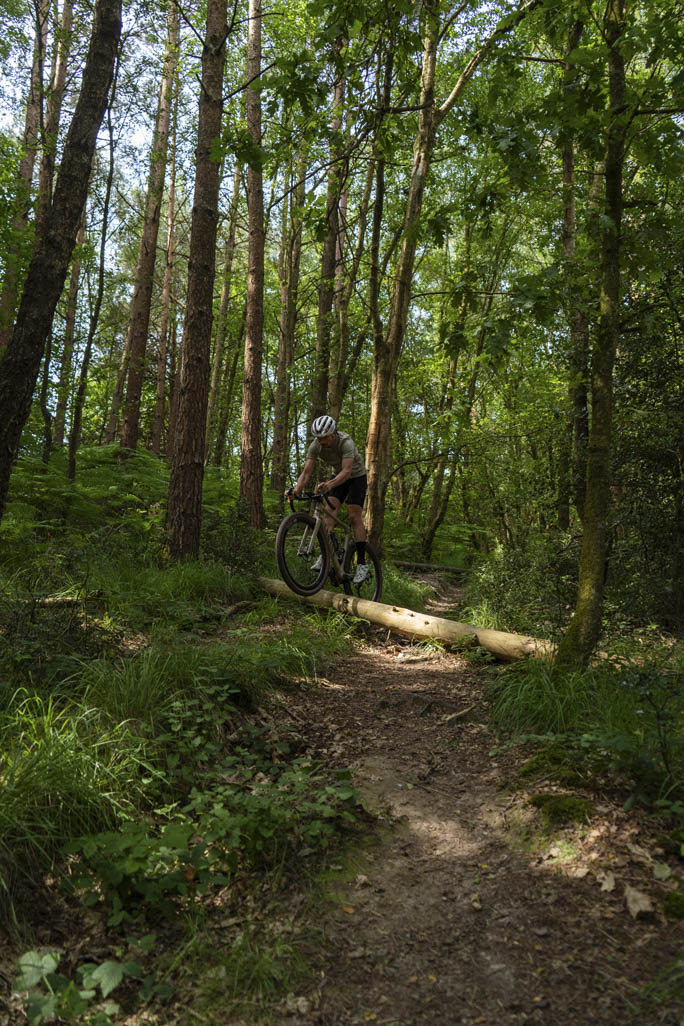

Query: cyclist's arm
319;457;353;493
293;458;316;495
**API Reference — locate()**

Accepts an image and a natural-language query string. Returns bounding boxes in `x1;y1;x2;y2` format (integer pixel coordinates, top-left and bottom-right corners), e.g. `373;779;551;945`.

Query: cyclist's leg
323;493;341;534
346;474;368;543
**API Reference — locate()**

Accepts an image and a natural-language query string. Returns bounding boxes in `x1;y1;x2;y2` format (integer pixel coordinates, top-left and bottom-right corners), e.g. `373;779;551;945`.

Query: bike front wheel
343;544;382;602
275;512;329;595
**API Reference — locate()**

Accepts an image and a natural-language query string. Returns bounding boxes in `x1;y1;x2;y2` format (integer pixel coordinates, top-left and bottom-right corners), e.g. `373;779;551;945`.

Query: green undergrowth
487;650;684;821
0;453;382;1023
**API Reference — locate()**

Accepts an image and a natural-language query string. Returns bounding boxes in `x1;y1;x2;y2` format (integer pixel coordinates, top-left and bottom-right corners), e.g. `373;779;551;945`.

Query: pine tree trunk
53;216;84;448
120;3;179;453
0;0;122;520
68;80;118;480
35;0;73;238
165;0;227;559
151;95;177;456
240;0;265;528
270;154;306;494
0;0;50;347
206;162;241;457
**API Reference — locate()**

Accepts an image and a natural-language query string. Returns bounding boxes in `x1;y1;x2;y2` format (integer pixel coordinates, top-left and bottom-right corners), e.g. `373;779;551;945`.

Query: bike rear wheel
275;512;329;595
343;543;382;602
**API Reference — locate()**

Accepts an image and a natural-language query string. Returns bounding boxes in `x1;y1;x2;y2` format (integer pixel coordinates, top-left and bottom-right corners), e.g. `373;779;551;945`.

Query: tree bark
68;69;118;481
52;216;85;449
151;90;178;457
556;0;627;670
240;0;265;528
0;0;50;347
206;161;241;457
270;153;306;494
366;2;439;551
0;0;122;521
165;0;227;559
120;2;179;453
311;38;346;419
35;0;74;238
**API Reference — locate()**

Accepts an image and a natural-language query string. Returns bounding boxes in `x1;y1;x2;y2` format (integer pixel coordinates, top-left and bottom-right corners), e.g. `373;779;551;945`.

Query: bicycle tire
275;512;329;595
343;543;382;602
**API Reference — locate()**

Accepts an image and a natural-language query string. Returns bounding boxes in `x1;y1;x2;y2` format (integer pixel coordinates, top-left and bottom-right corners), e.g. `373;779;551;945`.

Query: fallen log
261;578;555;662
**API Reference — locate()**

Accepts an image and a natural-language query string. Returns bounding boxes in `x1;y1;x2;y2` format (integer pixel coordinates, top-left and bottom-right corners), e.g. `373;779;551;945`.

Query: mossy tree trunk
556;0;627;670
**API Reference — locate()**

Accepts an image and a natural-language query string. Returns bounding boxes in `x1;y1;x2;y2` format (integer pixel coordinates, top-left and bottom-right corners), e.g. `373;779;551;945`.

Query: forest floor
1;576;682;1026
262;574;683;1026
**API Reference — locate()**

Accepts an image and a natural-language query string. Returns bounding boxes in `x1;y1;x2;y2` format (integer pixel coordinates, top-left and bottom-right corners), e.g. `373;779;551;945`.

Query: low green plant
15;949;143;1026
0;692;150;928
67;758;358;925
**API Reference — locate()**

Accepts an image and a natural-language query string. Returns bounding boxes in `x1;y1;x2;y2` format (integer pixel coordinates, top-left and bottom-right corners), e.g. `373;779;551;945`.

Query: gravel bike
275;492;382;602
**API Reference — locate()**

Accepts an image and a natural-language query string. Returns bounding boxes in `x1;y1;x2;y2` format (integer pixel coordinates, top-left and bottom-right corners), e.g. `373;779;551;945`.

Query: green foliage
489;649;684;806
67;754;357;925
380;563;432;611
0;692;149;926
462;534;578;637
15;948;141;1026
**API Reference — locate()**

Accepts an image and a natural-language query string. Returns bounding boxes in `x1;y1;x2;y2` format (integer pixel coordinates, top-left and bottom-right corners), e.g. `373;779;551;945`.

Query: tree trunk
120;2;179;453
206;161;241;457
0;0;122;521
0;0;50;347
68;73;118;480
52;216;85;448
270;153;306;494
558;18;585;530
35;0;74;238
240;0;265;529
329;155;374;419
556;0;626;670
311;39;345;419
366;2;439;551
151;91;177;457
165;0;227;559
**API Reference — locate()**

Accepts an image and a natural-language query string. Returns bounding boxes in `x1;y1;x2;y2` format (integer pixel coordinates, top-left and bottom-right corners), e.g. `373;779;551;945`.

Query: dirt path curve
277;580;682;1026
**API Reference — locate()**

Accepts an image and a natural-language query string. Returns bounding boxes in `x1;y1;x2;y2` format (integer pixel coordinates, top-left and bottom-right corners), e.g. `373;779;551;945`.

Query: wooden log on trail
261;578;555;662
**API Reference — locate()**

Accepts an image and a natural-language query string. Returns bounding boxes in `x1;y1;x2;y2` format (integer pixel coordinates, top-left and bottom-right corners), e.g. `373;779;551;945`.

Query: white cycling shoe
310;555;323;572
353;563;370;585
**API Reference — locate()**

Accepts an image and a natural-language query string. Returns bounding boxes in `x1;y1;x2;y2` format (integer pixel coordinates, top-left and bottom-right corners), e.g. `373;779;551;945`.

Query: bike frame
287;493;353;583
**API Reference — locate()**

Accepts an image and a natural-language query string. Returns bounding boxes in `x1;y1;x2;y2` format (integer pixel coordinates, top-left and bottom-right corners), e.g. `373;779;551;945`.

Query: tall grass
488;654;684;802
0;692;149;926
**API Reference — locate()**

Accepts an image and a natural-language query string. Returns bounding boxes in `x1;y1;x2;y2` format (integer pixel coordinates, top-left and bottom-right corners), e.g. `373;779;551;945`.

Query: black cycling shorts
329;474;367;508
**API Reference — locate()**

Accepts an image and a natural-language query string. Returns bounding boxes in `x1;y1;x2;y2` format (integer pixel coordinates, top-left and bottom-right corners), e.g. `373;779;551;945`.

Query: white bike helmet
311;415;336;437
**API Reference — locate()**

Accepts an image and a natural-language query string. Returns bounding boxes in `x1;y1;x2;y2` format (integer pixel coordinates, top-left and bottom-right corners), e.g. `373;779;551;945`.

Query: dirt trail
277;579;682;1026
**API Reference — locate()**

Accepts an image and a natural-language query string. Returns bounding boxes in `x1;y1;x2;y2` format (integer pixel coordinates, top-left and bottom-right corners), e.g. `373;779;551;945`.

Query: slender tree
119;2;179;452
240;0;265;528
166;0;228;558
0;0;122;521
556;0;627;668
0;0;50;347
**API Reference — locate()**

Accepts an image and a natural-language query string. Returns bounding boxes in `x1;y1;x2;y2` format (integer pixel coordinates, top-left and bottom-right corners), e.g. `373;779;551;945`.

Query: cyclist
287;415;369;585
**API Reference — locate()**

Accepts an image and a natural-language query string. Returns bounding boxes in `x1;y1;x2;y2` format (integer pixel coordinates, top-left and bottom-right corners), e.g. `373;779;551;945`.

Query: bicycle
275;492;382;602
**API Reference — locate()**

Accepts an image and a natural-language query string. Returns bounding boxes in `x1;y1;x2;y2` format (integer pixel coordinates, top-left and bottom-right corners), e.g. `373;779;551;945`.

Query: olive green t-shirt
306;431;366;478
